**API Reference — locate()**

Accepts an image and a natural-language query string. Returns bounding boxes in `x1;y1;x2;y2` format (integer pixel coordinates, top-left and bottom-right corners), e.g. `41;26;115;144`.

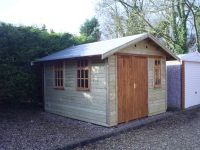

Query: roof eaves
31;54;102;65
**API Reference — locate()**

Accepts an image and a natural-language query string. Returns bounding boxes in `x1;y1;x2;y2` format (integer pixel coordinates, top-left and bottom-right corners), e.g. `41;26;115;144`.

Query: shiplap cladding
107;55;118;126
108;39;167;123
148;57;166;115
120;39;166;57
44;57;108;126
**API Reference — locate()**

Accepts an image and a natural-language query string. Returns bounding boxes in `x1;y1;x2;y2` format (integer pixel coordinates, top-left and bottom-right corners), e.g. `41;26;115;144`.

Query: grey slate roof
34;33;178;63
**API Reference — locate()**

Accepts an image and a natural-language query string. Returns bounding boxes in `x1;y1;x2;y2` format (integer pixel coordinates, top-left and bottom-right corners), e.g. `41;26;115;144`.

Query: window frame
154;58;162;88
53;61;64;90
76;59;90;91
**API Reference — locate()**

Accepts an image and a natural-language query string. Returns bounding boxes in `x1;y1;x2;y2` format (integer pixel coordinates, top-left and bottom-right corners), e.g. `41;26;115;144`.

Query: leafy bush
0;22;75;104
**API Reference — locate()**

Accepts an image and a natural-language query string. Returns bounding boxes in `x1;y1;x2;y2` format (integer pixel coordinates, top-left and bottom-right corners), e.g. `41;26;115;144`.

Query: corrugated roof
178;51;200;62
33;33;178;63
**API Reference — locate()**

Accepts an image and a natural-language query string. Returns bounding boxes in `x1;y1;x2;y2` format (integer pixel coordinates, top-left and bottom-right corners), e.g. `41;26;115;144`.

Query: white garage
167;51;200;109
181;52;200;109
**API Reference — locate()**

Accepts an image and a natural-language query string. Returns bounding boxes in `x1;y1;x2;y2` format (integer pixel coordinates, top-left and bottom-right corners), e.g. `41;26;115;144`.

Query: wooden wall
106;56;118;126
148;57;166;115
108;39;167;125
120;39;166;57
44;57;109;126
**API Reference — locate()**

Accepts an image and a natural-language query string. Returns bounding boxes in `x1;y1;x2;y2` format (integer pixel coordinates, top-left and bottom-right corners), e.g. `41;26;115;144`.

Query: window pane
155;60;157;65
81;70;84;78
76;59;89;90
154;68;161;86
54;62;64;88
57;71;59;78
77;70;80;78
81;79;84;88
58;71;61;78
85;70;88;78
60;71;63;78
85;79;88;88
158;60;160;65
58;79;60;86
61;79;63;86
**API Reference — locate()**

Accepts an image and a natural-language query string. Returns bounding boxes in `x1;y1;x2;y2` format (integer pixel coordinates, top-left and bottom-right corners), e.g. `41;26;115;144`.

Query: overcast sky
0;0;96;34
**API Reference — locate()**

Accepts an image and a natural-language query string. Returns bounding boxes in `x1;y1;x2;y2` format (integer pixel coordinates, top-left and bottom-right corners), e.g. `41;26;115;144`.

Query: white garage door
185;62;200;108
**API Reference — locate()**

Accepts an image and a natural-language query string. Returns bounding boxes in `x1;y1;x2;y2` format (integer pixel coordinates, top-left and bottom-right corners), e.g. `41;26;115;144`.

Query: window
154;58;161;88
77;59;89;90
54;62;64;89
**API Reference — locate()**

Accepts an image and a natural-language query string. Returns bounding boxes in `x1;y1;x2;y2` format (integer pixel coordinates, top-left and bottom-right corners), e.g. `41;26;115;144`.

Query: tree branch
185;0;200;50
117;0;176;44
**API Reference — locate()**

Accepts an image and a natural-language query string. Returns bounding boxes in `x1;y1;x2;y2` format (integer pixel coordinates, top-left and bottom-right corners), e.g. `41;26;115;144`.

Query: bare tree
96;0;200;53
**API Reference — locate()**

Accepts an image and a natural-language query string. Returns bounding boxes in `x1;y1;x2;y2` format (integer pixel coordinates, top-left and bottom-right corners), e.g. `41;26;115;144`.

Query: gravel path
76;108;200;150
1;104;200;150
0;105;114;150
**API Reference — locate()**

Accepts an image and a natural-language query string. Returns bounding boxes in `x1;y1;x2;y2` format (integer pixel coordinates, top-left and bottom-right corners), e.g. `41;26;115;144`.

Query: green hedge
0;23;75;104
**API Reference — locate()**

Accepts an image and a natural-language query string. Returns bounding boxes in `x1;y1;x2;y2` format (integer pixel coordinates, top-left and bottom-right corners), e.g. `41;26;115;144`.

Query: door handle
134;83;136;89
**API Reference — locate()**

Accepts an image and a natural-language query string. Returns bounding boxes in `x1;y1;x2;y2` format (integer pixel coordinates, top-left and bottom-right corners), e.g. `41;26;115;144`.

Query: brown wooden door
117;55;148;123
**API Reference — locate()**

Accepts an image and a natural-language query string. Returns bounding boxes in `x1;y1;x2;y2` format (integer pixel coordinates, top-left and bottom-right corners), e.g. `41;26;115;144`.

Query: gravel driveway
0;104;114;150
1;104;200;150
76;107;200;150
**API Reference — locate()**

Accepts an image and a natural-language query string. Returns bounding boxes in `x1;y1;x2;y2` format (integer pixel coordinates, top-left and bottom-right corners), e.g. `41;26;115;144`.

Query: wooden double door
117;55;148;123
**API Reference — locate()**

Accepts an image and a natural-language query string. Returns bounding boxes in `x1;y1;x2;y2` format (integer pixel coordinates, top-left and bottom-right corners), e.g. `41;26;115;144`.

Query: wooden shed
34;33;177;127
167;51;200;110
